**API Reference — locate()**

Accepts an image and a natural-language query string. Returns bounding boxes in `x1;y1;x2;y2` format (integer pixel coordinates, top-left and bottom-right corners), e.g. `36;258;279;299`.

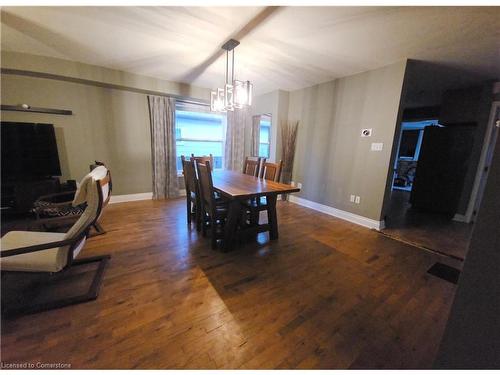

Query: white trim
452;213;468;223
109;192;152;204
110;190;186;203
288;195;385;230
464;101;500;223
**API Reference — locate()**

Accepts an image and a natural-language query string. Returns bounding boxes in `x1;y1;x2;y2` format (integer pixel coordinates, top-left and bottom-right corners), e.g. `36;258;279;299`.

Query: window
259;115;271;158
175;103;225;171
399;130;421;159
398;119;440;161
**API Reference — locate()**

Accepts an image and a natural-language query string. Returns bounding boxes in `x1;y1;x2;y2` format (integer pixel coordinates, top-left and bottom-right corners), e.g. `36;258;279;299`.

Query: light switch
371;142;383;151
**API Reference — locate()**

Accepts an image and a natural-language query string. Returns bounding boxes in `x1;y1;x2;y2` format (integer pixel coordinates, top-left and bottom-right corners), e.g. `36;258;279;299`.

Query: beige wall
1;52;210;195
1;51;209;99
288;61;408;221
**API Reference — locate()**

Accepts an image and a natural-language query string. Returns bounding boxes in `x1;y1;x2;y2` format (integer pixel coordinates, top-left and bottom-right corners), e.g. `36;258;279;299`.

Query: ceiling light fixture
210;39;253;112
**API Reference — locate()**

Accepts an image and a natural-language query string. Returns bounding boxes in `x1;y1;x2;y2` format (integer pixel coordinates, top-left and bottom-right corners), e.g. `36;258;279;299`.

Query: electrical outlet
350;194;355;202
355;196;361;204
371;143;383;151
297;182;302;189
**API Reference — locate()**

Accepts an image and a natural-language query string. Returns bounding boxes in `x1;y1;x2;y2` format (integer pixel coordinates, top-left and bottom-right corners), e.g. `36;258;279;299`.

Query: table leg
224;199;241;251
266;194;278;240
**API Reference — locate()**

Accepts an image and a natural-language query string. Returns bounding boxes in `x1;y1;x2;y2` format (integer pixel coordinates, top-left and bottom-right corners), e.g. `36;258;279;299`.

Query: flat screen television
1;122;62;180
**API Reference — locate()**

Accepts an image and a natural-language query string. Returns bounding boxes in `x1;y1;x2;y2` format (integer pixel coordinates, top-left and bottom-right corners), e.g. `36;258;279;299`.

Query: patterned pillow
33;201;87;218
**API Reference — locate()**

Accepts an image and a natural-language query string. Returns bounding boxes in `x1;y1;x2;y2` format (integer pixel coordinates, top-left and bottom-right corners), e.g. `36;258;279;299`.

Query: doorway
382;120;475;260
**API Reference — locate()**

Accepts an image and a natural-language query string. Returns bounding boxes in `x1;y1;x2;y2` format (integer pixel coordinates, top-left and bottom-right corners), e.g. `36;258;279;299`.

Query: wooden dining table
211;170;300;251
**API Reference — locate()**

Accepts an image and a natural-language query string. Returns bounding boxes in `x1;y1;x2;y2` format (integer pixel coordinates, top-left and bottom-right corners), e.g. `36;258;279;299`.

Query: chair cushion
1;231;67;273
34;201;86;218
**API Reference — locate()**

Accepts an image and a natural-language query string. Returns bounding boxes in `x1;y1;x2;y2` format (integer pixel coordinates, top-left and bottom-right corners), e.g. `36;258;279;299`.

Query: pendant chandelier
210;39;253;112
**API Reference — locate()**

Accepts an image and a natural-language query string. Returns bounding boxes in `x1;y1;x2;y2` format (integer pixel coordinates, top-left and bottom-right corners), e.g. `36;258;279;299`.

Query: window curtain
224;107;250;171
147;95;180;199
251;115;261;157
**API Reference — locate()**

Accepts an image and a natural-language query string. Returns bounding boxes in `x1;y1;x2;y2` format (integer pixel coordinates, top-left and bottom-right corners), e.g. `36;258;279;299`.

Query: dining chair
191;154;214;171
195;161;228;249
243;156;264;177
0;166;111;316
260;160;283;182
246;160;284;226
181;155;201;231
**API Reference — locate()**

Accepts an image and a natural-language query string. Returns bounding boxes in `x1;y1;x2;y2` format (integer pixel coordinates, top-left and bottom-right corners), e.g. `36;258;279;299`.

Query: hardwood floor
382;190;474;260
1;198;460;369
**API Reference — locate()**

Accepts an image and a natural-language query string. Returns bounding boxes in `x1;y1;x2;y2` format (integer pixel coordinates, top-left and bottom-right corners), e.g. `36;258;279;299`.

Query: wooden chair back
63;167;108;266
181;155;198;194
99;171;112;208
191;154;214;171
195;161;216;216
261;160;283;182
243;156;264;177
90;161;112;208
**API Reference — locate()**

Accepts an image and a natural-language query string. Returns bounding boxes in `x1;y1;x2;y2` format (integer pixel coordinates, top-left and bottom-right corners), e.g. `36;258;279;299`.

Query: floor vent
427;262;461;284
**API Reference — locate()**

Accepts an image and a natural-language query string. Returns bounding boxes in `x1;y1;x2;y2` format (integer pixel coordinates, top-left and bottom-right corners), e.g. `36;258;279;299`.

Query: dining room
1;4;499;372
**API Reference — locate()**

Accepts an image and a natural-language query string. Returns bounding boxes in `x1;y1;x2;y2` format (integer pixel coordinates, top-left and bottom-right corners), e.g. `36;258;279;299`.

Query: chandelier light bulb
210;39;253;113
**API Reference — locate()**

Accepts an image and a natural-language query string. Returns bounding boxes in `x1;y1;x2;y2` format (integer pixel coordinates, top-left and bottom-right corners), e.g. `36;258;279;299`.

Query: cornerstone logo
1;362;72;369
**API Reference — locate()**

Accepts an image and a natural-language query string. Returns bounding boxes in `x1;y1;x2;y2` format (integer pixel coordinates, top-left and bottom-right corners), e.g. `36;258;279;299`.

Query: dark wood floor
382;190;473;260
1;198;460;369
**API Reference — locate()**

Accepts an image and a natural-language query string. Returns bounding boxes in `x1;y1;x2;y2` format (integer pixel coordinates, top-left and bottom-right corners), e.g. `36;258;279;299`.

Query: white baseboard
452;213;469;223
288;195;385;230
110;190;186;204
110;192;153;204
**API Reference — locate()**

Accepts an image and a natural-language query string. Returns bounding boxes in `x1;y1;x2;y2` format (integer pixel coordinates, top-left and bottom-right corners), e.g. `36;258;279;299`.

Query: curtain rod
174;97;210;107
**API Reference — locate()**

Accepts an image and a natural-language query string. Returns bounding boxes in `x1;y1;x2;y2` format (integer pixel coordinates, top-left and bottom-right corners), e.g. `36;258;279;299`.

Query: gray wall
287;61;407;221
1;52;210;195
443;84;495;216
434;112;500;368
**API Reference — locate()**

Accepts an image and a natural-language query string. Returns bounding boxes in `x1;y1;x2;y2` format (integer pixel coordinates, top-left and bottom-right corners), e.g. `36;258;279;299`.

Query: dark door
410;125;475;215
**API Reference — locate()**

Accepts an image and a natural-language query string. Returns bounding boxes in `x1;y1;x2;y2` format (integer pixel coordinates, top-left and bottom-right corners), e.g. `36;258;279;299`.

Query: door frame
460;101;500;223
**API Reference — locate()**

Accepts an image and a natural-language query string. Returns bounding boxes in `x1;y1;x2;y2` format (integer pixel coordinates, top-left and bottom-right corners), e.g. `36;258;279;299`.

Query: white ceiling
1;6;499;95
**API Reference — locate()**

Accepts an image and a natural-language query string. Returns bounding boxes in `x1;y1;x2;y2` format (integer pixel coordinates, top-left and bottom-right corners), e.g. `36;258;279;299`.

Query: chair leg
88;222;106;238
195;201;202;232
1;254;111;318
95;222;106;234
186;197;192;224
249;208;260;226
211;219;217;250
201;209;208;237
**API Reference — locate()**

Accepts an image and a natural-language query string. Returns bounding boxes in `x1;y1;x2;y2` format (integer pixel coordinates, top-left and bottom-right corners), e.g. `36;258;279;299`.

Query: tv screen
1;122;62;180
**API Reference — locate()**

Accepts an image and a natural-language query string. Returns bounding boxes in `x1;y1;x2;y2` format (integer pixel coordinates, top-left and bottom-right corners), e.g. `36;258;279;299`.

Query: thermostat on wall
361;128;372;137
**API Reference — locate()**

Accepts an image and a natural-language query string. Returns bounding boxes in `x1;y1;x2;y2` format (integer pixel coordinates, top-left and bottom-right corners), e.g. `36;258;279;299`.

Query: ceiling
1;6;499;95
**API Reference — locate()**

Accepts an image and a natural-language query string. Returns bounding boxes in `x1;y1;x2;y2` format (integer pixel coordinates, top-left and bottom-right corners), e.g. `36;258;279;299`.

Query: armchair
32;161;112;235
1;166;111;317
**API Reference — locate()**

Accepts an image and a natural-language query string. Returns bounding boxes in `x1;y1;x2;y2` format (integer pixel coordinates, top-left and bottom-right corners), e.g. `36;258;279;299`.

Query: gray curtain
147;95;179;199
224;107;250;171
251;115;261;157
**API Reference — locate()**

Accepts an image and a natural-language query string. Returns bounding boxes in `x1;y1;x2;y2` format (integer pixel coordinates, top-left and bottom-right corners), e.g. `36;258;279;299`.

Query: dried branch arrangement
280;120;299;199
